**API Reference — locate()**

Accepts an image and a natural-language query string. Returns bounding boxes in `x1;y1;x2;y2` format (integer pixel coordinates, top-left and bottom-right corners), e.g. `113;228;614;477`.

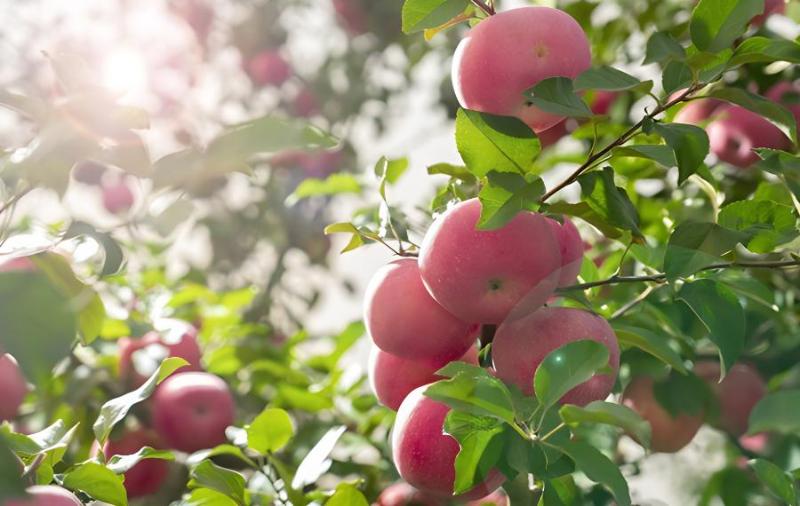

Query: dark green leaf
718;200;798;253
663;222;747;281
0;435;26;501
612;145;677;167
729;37;800;67
612;324;687;374
653;123;710;183
401;0;468;34
556;440;631;506
534;340;610;412
749;390;800;435
62;462;127;506
574;67;651;93
63;221;124;277
644;32;686;65
677;279;745;376
560;401;651;448
690;0;764;53
661;61;694;96
476;171;545;230
189;460;246;506
543;202;623;239
455;109;540;177
748;458;797;505
525;78;592;118
577;167;642;236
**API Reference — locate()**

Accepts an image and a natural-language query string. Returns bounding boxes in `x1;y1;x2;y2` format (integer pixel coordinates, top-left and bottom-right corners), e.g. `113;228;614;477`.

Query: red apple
707;105;792;168
591;91;618;116
752;0;786;26
3;486;82;506
546;216;583;287
0;257;36;272
102;179;134;214
375;482;444;506
119;327;203;387
492;307;619;404
452;6;591;133
694;361;766;437
368;344;478;411
72;160;107;186
292;87;320;118
331;0;368;35
419;198;561;324
100;429;167;498
364;258;477;364
152;372;235;453
392;385;506;500
0;354;27;422
621;376;704;453
247;50;292;87
537;120;569;148
674;98;724;125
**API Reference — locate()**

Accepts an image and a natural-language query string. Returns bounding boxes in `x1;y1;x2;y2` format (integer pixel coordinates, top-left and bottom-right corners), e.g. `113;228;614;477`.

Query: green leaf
718;200;798;254
189;460;247;506
374;157;409;186
577;167;642;237
534;340;610;412
93;357;189;445
644;32;686;65
677;279;745;376
63;221;124;277
29;252;105;345
707;87;797;144
425;368;516;423
663;222;747;281
612;324;687;374
729;37;800;67
2;420;77;467
525;78;593;118
749;458;797;505
560;401;652;448
455;109;540;177
748;390;800;435
427;163;477;183
661;61;694;96
690;0;764;53
0;435;26;501
187;445;258;469
444;411;506;494
654;370;714;418
326;483;368;506
542;202;623;239
183;488;239;506
0;270;77;382
476;171;544;230
556;440;631;506
62;462;127;506
247;408;294;454
612;145;677;167
401;0;468;34
323;222;367;253
287;173;362;204
540;476;580;506
756;149;800;199
574;67;651;93
653;123;710;184
106;447;175;474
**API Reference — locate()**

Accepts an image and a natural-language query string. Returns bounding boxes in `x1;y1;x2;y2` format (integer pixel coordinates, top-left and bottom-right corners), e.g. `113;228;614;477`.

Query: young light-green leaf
63;462;128;506
189;460;247;506
401;0;469;34
247;408;294;454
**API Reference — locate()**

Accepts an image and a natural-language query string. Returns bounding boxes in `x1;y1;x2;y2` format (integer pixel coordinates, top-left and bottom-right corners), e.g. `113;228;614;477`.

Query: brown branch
470;0;495;16
540;84;702;203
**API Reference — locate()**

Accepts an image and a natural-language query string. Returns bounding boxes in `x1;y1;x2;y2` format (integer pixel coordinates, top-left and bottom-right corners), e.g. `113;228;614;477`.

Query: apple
693;361;766;437
3;486;82;506
100;429;167;498
364;258;477;364
621;376;704;453
452;6;591;133
766;81;800;131
292;87;320;118
752;0;786;26
546;216;583;287
152;372;235;453
419;198;561;324
492;307;619;404
674;98;724;125
72;160;107;186
102;179;134;214
331;0;368;35
739;432;772;454
0;354;27;422
247;50;291;87
537;120;569;148
119;327;203;387
368;344;478;411
392;385;506;500
376;482;508;506
707;105;792;168
591;91;618;116
270;149;344;178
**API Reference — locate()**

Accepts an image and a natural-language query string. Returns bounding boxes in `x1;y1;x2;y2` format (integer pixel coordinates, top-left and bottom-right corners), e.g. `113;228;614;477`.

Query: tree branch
540;84;702;203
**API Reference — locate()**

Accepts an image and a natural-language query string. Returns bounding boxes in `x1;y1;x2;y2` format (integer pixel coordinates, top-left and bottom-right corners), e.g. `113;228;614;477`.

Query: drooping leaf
577;167;642;237
556;440;631;506
189;460;247;506
653;123;710;184
455;109;540;177
444;411;506;494
559;401;651;448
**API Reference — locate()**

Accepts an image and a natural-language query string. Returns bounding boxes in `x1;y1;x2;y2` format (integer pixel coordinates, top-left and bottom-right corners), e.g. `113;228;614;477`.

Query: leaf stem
539;422;567;442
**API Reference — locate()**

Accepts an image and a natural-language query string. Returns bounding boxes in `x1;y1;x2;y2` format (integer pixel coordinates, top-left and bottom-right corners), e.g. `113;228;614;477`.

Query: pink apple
707;105;792;168
247;50;292;87
674;98;724;125
292;87;320;118
364;258;477;364
375;482;444;506
392;385;506;500
766;81;800;131
100;429;168;498
537;120;569;148
0;257;36;272
694;361;766;437
4;486;82;506
621;376;704;453
0;354;27;422
152;372;235;453
331;0;368;35
119;327;203;387
492;307;619;404
368;344;478;411
102;179;134;214
546;216;583;287
591;91;618;116
752;0;786;26
419;198;561;324
452;7;591;133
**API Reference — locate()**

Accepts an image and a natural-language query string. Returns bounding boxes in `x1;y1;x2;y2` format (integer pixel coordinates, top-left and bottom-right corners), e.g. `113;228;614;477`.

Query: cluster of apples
71;161;135;215
674;80;799;169
365;196;619;499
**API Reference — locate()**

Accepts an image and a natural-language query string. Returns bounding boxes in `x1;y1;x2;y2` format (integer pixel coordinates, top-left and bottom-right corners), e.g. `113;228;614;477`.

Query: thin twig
0;186;32;216
610;284;657;320
470;0;495;16
540;84;702;203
